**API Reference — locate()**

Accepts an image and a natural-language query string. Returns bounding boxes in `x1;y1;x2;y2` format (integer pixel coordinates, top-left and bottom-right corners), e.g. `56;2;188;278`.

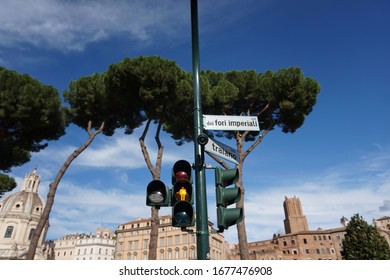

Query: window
143;239;148;249
28;228;35;240
118;242;123;251
291;240;296;246
4;226;13;238
175;235;180;245
190;247;196;259
160;237;165;247
160;250;164;260
303;238;307;244
175;248;180;259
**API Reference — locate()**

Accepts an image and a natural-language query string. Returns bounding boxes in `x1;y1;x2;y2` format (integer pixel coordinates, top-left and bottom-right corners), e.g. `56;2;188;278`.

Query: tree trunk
148;207;160;260
235;162;250;259
236;125;273;259
25;121;104;260
139;118;164;260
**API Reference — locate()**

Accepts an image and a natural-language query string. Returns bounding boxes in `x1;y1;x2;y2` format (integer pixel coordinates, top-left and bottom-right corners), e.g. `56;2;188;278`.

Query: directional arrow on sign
204;138;240;165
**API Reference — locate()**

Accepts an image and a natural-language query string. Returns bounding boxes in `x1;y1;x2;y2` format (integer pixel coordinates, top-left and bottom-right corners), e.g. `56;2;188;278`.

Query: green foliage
63;58;320;147
0;173;17;198
341;214;390;259
166;67;320;143
0;67;66;171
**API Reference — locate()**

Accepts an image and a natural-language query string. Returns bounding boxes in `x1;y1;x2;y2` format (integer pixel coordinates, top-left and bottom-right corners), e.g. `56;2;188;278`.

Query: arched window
175;247;180;259
4;226;14;238
160;249;165;260
190;246;196;259
183;246;188;259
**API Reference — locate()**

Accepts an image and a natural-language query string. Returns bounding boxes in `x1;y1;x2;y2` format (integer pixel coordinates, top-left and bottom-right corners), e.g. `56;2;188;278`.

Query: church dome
0;190;44;216
0;170;45;217
0;170;47;260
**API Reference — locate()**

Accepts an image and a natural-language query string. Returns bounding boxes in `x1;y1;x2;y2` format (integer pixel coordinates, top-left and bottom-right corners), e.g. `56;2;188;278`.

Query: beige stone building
0;170;48;259
115;215;227;260
53;228;116;260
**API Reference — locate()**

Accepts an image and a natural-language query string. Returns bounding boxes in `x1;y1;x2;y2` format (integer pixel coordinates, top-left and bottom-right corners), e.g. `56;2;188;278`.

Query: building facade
115;215;227;260
373;216;390;244
228;227;346;260
0;170;48;259
53;228;116;260
228;195;347;260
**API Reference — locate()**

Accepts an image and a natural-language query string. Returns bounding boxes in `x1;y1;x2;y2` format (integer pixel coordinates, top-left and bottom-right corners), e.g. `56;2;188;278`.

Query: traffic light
171;160;195;228
146;180;170;207
215;167;242;232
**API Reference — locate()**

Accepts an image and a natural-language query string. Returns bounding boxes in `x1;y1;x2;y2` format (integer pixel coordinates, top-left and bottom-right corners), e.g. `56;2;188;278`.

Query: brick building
228;196;347;260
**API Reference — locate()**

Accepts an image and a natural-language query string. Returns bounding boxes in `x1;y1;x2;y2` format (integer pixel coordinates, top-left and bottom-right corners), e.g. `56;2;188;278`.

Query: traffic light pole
191;0;210;260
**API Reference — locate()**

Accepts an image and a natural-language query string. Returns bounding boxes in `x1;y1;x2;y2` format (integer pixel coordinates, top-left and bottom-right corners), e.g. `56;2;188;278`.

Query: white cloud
240;147;390;243
0;0;189;52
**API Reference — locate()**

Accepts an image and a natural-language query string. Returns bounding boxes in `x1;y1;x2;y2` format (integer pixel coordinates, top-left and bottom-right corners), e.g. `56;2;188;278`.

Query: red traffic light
175;171;189;181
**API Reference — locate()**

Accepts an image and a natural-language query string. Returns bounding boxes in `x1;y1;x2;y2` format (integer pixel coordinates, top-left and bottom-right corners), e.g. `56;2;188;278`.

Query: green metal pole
190;0;210;260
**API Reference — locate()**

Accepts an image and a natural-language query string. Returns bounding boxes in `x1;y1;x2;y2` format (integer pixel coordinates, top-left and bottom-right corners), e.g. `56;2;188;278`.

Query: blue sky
1;0;389;244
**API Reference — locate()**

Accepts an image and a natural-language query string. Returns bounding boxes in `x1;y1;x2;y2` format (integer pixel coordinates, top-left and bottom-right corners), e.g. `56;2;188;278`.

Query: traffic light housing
215;167;242;232
146;180;170;207
171;160;195;228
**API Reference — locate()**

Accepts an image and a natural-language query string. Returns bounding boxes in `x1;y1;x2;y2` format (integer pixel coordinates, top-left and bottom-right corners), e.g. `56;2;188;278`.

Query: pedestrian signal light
171;160;194;228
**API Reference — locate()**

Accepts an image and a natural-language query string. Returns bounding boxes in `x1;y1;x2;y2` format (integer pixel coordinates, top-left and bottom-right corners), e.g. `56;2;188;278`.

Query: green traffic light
215;167;239;187
214;167;242;231
172;200;195;227
217;206;243;231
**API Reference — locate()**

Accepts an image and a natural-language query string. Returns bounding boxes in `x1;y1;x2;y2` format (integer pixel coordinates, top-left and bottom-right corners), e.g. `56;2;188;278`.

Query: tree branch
242;122;273;161
139;118;157;179
154;119;164;178
25;121;104;259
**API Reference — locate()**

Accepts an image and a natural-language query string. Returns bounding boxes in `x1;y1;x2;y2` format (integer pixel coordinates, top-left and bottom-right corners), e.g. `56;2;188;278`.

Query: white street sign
204;138;240;165
203;115;260;131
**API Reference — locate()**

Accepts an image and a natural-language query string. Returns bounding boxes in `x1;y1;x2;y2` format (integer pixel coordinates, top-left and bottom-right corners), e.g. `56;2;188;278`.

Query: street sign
205;138;240;165
203;115;260;131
